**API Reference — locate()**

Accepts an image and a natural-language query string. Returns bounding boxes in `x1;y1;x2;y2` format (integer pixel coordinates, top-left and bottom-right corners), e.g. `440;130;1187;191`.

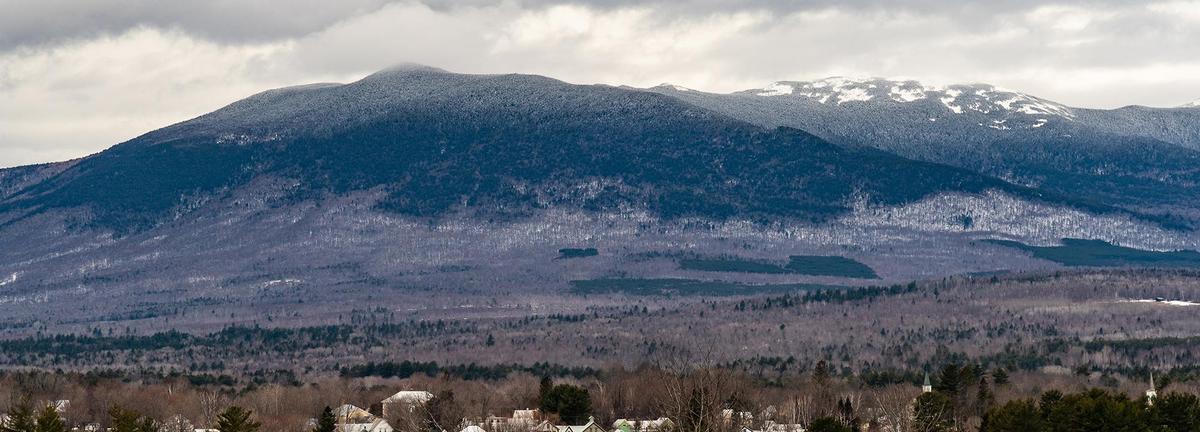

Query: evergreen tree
835;398;857;428
1148;392;1200;432
1038;390;1063;419
1042;389;1145;432
992;367;1009;385
1;398;36;432
976;377;994;416
215;407;260;432
312;406;336;432
108;406;143;432
33;406;66;432
934;364;963;396
980;400;1042;432
540;384;592;424
108;407;158;432
538;376;554;409
813;361;833;416
813;361;831;387
807;417;852;432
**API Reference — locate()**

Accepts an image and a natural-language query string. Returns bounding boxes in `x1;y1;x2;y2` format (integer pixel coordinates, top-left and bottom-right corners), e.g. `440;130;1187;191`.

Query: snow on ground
1124;299;1200;306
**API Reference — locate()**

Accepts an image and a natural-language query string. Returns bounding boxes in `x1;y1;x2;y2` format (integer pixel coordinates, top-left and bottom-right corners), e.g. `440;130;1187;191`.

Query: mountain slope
0;66;1039;233
651;78;1200;217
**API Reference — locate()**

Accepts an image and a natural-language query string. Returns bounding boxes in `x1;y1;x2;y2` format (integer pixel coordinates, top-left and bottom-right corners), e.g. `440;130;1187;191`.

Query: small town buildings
611;418;673;432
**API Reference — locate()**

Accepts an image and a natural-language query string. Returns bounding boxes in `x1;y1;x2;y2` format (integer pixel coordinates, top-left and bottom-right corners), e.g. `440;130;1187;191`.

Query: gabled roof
334;404;378;424
557;417;603;432
338;419;393;432
383;391;434;404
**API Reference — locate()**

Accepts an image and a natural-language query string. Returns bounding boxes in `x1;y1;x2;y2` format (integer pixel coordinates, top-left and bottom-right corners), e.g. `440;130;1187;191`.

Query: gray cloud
0;0;395;49
1;0;1199;168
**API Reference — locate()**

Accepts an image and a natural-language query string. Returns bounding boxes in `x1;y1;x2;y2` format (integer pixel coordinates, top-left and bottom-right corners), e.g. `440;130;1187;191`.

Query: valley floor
3;268;1198;381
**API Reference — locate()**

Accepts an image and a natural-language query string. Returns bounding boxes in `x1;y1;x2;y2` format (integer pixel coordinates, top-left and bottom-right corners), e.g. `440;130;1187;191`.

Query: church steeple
1146;372;1158;405
922;372;933;393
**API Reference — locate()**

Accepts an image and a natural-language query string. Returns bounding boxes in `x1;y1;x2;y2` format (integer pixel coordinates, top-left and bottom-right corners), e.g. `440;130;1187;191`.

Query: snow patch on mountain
890;85;927;102
756;82;794;96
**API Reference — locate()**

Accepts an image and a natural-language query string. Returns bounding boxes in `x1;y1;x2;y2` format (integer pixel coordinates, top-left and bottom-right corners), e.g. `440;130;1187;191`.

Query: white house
557;417;605;432
381;390;434;419
334;404;394;432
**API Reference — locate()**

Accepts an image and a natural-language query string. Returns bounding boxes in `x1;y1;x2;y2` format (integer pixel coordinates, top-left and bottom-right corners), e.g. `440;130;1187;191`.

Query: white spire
1146;372;1158;405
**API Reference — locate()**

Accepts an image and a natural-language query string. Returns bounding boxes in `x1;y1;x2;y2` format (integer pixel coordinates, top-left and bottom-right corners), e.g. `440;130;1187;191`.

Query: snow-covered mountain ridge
743;77;1074;120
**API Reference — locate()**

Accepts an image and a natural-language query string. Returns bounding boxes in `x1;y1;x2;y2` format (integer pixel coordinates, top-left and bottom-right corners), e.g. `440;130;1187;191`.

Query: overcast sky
2;0;1199;168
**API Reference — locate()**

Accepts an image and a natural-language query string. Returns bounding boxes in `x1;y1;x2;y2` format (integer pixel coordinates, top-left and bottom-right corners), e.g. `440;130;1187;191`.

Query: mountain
0;67;1037;233
651;78;1200;219
0;66;1196;335
1181;100;1200;108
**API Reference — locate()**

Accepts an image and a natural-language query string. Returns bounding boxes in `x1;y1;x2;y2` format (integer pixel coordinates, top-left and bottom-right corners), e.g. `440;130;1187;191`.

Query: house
721;410;753;427
513;410;539;422
530;420;559;432
611;418;673;432
381;390;434;419
557;417;605;432
485;409;542;432
334;404;394;432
